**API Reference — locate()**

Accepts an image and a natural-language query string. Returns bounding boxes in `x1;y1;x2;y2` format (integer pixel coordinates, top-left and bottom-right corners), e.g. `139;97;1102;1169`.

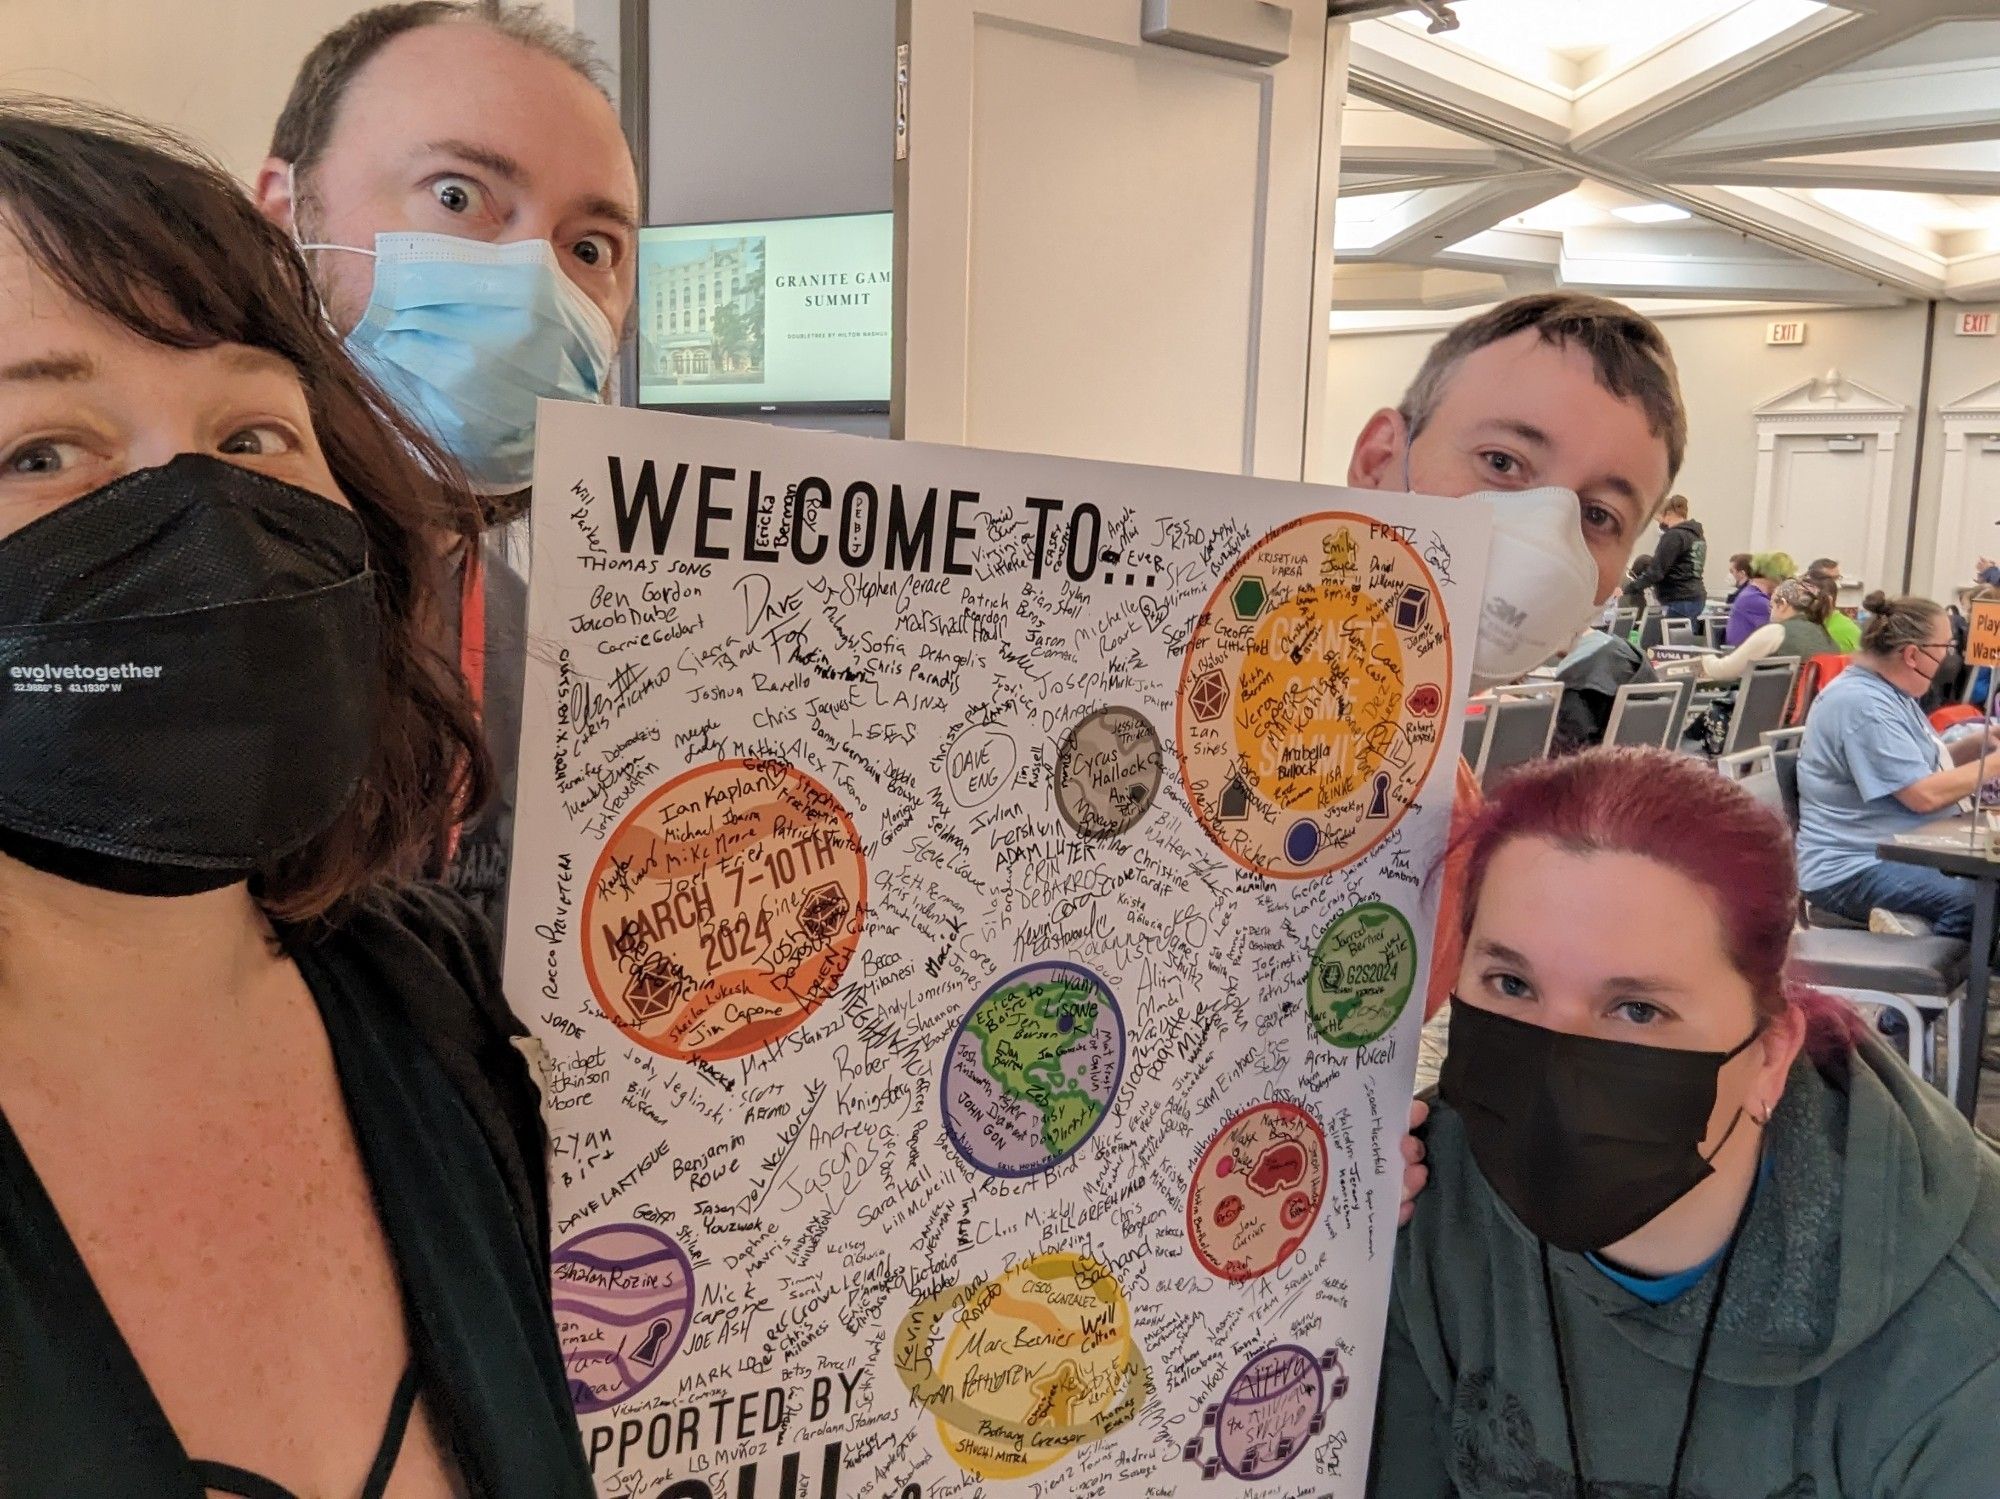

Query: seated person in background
1725;551;1753;605
1618;560;1650;616
1696;576;1837;682
1978;557;1999;587
1856;587;1887;633
1722;549;1793;645
1796;597;2000;942
1549;627;1657;754
1626;493;1707;619
1805;559;1860;652
1371;748;2000;1499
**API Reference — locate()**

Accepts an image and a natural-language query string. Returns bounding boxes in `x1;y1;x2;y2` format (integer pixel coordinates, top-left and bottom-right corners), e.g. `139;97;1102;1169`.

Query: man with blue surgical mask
256;1;640;933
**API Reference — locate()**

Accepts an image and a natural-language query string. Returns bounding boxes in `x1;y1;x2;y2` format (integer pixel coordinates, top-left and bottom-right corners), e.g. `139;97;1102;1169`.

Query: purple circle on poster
1214;1345;1325;1479
552;1222;696;1414
940;960;1125;1178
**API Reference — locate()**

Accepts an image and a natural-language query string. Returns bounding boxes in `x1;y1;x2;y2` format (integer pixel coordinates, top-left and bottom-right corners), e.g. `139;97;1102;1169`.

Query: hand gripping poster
506;401;1490;1498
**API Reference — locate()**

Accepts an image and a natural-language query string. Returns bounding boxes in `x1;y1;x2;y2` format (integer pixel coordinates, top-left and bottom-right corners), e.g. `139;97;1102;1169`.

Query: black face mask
1439;999;1759;1253
0;454;379;896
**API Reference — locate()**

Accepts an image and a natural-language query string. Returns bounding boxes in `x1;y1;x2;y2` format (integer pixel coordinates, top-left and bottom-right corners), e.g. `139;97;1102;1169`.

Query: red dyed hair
1453;746;1864;1064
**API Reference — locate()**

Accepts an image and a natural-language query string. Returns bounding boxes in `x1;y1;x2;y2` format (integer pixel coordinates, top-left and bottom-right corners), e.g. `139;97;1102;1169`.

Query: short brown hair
1661;493;1690;518
0;97;490;922
271;1;607;179
1730;552;1753;575
1398;292;1688;491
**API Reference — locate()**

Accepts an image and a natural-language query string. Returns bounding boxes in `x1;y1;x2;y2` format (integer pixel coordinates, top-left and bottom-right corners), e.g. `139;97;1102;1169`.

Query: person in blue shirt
1796;596;2000;940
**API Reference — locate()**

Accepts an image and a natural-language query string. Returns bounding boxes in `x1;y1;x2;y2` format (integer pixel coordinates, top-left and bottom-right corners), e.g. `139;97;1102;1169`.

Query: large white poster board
507;403;1489;1498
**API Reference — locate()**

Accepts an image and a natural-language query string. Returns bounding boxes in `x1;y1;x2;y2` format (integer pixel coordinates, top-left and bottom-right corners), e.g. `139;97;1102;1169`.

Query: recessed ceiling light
1613;204;1694;224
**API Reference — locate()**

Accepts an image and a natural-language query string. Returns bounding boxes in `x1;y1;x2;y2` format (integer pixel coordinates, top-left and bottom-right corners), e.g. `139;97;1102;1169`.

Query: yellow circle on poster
1178;513;1450;878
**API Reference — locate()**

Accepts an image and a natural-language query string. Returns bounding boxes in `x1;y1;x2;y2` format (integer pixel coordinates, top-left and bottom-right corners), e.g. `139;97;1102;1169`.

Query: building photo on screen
638;212;892;411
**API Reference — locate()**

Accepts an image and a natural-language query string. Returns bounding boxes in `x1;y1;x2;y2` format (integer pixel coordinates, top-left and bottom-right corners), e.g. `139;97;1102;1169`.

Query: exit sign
1767;320;1807;345
1959;311;1997;337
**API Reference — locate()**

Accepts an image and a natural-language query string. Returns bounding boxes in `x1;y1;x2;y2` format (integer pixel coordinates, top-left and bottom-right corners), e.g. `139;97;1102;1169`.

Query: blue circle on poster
1284;820;1322;866
940;960;1127;1178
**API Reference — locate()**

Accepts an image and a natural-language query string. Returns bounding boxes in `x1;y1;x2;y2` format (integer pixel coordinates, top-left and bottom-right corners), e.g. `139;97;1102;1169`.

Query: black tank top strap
185;1462;299;1499
360;1362;424;1498
187;1362;419;1499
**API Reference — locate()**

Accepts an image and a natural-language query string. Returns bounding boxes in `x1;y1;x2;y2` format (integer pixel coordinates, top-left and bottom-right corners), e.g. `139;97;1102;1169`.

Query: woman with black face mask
1369;747;2000;1499
0;102;593;1496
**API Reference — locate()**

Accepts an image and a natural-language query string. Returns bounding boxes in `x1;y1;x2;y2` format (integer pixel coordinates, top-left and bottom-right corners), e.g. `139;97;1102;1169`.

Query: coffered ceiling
1333;0;2000;311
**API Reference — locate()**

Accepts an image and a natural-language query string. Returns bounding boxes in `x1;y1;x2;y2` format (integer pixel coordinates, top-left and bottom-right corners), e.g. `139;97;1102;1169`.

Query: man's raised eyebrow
418;138;527;186
0;353;94;384
575;194;640;235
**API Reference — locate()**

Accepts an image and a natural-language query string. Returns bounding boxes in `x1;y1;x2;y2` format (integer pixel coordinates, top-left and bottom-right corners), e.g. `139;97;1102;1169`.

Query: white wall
1323;300;1976;598
0;0;581;181
645;0;892;225
1916;302;2000;595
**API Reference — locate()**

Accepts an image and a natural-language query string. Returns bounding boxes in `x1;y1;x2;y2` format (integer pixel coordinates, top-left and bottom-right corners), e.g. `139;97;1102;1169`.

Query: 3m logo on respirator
7;662;164;695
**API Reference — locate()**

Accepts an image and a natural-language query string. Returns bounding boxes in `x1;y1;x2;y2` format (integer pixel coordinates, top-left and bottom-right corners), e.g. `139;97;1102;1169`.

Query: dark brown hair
1661;493;1690;518
1399;292;1689;492
0;97;490;921
1859;594;1946;659
271;1;605;181
1730;552;1753;576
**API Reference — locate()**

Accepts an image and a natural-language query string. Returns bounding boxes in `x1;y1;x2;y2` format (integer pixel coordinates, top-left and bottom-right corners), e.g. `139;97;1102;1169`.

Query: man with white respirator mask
254;1;641;935
1346;293;1690;1217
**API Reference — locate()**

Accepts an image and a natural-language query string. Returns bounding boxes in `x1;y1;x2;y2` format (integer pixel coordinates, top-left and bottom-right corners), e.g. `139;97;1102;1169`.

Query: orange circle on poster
580;759;866;1062
1176;512;1450;878
1186;1102;1329;1283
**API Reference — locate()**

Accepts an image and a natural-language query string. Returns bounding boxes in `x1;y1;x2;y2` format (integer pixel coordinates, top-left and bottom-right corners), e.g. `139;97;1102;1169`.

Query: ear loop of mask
286;164;377;260
285;164;370;339
1698;1023;1768;1166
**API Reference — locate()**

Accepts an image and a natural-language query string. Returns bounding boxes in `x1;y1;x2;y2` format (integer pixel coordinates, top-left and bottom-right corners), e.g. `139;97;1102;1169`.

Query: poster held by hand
506;401;1491;1496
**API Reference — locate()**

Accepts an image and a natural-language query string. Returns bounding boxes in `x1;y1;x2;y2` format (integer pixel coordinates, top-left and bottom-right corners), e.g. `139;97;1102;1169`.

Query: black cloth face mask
0;453;378;896
1439;998;1759;1253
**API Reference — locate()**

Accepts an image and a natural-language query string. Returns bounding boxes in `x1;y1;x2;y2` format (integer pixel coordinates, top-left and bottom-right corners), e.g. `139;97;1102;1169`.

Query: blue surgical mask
299;229;617;495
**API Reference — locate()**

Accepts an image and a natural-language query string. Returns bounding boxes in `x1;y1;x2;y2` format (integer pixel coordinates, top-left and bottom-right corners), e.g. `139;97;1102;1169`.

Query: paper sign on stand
505;401;1491;1496
1968;598;2000;852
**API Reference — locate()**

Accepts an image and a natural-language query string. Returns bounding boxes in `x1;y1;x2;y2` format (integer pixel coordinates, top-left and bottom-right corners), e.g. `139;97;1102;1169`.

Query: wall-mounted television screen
635;211;892;411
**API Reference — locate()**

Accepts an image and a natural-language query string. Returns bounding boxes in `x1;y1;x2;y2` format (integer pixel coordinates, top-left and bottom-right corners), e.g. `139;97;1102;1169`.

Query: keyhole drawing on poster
509;404;1487;1497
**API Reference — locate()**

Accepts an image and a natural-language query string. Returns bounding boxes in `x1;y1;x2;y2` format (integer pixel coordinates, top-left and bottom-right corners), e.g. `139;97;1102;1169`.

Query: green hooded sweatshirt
1369;1038;2000;1497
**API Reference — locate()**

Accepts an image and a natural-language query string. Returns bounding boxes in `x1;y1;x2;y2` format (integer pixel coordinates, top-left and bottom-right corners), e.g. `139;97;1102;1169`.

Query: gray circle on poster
1054;706;1165;839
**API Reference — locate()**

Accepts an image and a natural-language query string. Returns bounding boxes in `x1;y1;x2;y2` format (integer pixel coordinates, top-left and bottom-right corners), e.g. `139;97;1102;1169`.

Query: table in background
1878;816;1999;1118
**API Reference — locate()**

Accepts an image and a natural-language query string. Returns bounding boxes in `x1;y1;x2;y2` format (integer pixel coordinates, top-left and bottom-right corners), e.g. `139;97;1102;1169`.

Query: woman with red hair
1370;747;2000;1498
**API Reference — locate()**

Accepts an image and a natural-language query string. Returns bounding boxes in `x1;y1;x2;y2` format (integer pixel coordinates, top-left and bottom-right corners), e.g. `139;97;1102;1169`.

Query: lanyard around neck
1538;1159;1760;1499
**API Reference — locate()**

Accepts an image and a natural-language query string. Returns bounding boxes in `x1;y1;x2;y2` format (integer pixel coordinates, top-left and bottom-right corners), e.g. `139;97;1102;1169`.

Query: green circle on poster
1306;902;1417;1048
